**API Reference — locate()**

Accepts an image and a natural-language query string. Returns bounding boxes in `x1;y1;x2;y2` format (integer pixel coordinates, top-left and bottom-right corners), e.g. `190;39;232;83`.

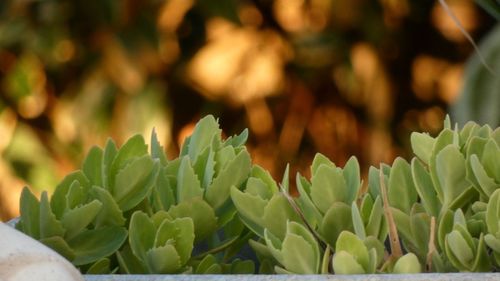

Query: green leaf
446;230;474;269
263;194;301;240
393;253;421;273
296;173;323;229
311;153;335;176
50;171;90;219
336;231;370;272
436;145;471;209
117;244;147;274
486;189;500;235
61;199;102;239
146;245;182;273
230;186;267;238
177;156;203;203
109;135;148;189
186;115;221;161
19;186;40;239
332;251;365;274
65;180;85;210
39;236;75;261
151;171;176;211
193;147;215;189
206;149;251;210
155;217;195;271
281;222;320;274
245;177;273;200
151;128;168;166
411;132;435;165
351;202;366;240
39;191;65;239
229;259;255;274
281;225;319;273
470;154;499;197
168;198;215;243
129;211;156;262
114;155;158;211
90;186;125;227
68;226;127;266
250;165;279;195
343;156;361;203
366;196;387;240
102;139;118;190
311;164;347;213
320;202;353;249
388;157;418;214
411;158;441;217
481;139;500;183
83;146;103;187
86;258;111;274
429;129;455;202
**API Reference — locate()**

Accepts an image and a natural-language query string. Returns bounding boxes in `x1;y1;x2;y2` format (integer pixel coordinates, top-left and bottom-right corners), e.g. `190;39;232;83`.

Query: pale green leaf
146;244;181;273
343;156;361;203
393;253;421;273
388;157;417;214
411;132;435;165
68;226;127;266
83;146;103;187
336;231;370;272
311;164;347;213
332;251;365;274
177;156;203;203
411;158;441;217
90;186;125;227
320;202;353;249
39;191;65;239
206;150;251;210
19;186;40;239
168;198;215;243
129;211;156;262
151;128;168;166
61;199;102;239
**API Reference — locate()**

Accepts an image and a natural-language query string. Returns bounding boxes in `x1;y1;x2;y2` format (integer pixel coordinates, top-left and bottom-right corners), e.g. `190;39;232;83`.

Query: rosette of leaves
119;211;195;273
441;209;490;272
144;115;254;272
16;132;162;272
332;231;421;274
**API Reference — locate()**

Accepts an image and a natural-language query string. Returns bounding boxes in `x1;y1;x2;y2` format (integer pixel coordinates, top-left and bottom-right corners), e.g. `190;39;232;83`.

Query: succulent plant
15;115;500;275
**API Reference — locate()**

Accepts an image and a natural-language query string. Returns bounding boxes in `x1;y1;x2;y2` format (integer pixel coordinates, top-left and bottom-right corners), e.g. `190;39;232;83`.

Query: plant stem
379;167;402;258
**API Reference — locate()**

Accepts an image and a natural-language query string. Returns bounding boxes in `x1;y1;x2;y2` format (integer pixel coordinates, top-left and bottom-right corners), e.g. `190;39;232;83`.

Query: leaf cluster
16;115;500;274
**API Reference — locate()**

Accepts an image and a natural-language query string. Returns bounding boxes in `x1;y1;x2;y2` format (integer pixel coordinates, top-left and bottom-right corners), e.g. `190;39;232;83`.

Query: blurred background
0;0;499;221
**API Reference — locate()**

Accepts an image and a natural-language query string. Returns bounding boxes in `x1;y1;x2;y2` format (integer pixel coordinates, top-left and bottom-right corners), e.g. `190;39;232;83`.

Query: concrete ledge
84;273;500;281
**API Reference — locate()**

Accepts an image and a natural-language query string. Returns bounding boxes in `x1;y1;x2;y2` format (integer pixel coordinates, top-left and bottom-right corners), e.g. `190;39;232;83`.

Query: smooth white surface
0;222;83;281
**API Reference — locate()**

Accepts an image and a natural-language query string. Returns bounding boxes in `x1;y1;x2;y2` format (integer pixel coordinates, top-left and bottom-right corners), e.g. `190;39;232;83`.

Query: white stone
0;222;83;281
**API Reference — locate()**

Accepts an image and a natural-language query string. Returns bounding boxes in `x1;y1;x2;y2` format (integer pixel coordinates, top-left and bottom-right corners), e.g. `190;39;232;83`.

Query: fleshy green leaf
332;251;365;274
146;245;181;273
50;171;90;219
61;199;102;239
411;132;435;165
168;198;215;243
343;156;361;203
230;186;267;238
393;253;421;273
83;146;103;187
320;202;353;249
436;145;472;209
129;211;156;262
68;226;127;266
311;164;347;213
40;236;75;261
388;157;417;214
411;158;441;217
151;128;168;166
114;155;158;211
19;186;40;239
263;194;301;240
336;231;370;272
86;258;111;274
205;149;251;210
39;191;65;239
90;186;125;227
177;156;203;203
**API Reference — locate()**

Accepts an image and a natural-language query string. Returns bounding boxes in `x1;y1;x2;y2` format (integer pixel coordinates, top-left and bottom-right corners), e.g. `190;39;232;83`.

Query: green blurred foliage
0;0;497;220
